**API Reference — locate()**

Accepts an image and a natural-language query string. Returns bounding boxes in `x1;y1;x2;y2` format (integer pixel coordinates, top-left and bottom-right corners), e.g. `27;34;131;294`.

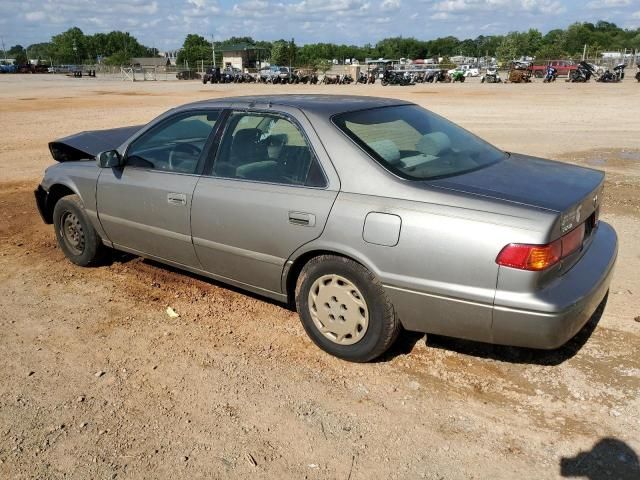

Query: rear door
97;109;221;267
191;106;339;294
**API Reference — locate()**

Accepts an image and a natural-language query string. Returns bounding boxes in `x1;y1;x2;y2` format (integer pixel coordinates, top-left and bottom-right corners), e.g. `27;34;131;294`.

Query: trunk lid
428;153;604;213
49;125;142;162
429;153;604;243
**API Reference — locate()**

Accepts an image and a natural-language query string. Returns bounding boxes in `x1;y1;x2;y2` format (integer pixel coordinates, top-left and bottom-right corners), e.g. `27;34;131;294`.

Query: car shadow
104;250;606;366
560;438;639;480
106;253;289;309
385;295;607;366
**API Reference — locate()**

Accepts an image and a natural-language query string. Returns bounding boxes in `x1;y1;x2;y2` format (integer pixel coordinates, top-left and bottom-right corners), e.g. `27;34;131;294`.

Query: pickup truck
531;60;577;78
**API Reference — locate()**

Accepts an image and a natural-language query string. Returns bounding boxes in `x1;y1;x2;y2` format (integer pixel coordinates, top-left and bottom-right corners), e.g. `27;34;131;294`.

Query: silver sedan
35;95;617;362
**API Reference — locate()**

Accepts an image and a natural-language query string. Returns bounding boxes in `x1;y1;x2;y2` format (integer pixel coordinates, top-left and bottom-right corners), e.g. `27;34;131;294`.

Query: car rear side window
212;112;326;187
333;105;506;180
126;111;219;174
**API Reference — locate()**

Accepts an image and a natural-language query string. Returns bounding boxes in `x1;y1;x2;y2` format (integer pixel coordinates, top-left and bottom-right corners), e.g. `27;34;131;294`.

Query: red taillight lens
496;241;561;271
561;223;585;257
496;224;585;271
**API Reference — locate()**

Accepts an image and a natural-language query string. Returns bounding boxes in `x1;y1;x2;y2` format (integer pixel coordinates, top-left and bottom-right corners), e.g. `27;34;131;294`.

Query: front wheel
53;195;106;267
381;79;388;86
295;255;401;362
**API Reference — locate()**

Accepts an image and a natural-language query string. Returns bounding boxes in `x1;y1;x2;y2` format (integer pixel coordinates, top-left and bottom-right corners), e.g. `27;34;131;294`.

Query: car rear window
333;105;506;180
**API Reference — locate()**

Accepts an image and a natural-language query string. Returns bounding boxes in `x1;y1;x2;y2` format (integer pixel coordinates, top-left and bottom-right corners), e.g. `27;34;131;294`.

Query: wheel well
285;250;365;306
44;184;75;223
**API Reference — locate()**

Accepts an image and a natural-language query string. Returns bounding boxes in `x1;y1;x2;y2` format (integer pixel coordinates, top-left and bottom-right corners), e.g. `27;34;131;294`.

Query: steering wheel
168;143;201;170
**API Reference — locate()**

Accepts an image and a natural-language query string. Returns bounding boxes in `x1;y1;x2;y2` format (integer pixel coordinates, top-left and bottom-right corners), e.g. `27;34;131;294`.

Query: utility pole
1;36;7;62
211;34;216;68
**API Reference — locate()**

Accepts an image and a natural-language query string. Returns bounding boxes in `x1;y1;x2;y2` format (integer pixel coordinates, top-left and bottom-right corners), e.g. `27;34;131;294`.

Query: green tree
177;34;212;68
270;40;288;65
14;51;28;65
535;43;567;61
50;27;86;64
496;34;520;64
313;59;333;74
7;45;25;57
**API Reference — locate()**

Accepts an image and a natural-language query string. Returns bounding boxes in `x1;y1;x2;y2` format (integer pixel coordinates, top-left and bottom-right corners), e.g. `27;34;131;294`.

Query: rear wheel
295;255;401;362
53;195;106;267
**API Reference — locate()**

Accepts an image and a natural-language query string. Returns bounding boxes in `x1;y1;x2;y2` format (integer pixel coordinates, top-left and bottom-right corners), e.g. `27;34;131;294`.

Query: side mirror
96;150;123;168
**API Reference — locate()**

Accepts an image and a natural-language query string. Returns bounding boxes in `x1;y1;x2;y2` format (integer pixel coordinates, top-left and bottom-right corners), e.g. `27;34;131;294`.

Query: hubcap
308;274;369;345
60;212;85;255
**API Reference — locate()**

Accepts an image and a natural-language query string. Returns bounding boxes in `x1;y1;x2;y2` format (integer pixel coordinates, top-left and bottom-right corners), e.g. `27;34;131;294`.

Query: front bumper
34;185;52;224
491;221;617;349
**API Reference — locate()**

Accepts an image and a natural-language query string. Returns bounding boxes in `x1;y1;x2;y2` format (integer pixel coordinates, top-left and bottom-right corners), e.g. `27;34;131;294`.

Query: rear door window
212;112;326;187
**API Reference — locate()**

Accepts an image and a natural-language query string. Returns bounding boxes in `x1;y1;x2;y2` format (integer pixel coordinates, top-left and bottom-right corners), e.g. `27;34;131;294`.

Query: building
160;50;180;66
220;44;268;71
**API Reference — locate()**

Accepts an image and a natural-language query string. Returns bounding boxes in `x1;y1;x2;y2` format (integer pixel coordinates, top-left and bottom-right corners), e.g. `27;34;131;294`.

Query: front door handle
167;193;187;206
288;211;316;227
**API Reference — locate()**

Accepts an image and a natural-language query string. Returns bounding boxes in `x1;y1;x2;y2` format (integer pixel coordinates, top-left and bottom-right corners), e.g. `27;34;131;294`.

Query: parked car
0;63;17;73
459;65;480;77
35;95;617;362
176;70;201;80
531;60;577;78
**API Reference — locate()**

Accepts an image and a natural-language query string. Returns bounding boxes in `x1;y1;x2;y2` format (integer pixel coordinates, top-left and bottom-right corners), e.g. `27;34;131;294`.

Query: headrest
268;133;288;146
416;132;451;156
233;128;260;145
368;139;401;164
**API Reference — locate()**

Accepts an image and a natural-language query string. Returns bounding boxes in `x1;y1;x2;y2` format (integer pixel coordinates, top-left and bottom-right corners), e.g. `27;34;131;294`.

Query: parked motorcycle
543;65;557;83
380;69;413;86
597;63;626;83
202;67;221;84
480;67;501;83
568;61;595;82
450;71;466;82
425;69;450;83
636;65;640;82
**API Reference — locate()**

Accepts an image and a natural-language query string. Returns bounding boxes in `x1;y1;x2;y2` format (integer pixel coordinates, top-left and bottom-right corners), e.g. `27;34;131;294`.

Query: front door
97;110;220;267
191;109;338;294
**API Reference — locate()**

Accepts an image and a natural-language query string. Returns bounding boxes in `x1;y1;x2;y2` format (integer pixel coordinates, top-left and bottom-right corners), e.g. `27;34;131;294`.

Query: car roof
181;95;413;117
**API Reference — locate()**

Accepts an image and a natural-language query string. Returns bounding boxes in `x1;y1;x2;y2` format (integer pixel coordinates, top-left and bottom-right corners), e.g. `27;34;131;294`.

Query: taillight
496;241;561;271
496;223;585;271
561;223;585;257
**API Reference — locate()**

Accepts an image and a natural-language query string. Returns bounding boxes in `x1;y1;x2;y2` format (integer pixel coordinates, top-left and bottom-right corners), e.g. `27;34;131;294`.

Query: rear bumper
491;222;617;349
385;222;617;349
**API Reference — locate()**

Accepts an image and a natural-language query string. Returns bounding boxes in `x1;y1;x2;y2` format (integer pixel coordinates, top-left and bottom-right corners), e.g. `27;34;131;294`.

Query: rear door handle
167;193;187;206
288;211;316;227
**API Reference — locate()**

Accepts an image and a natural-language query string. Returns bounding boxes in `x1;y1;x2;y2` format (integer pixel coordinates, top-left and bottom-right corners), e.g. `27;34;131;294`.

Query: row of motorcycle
544;62;638;83
202;64;640;86
201;66;473;86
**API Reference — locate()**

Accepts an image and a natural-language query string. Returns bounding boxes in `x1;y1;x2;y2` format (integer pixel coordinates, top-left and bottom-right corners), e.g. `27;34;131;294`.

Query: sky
1;0;639;50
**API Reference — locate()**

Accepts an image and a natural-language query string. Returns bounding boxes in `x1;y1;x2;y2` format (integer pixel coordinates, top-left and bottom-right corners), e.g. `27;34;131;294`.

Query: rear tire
295;255;401;362
53;195;106;267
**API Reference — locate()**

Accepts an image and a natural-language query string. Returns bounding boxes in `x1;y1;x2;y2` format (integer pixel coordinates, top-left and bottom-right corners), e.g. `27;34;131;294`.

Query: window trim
205;108;329;189
123;108;224;176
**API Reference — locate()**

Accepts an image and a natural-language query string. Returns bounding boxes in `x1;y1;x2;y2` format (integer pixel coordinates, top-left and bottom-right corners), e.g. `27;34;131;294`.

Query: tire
53;194;106;267
295;255;401;362
381;79;388;86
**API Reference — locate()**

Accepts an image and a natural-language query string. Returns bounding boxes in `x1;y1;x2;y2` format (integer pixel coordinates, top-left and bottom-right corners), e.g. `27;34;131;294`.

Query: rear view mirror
96;150;123;168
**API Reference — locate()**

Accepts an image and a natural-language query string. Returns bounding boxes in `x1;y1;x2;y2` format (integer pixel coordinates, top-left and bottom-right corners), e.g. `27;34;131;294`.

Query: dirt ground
0;74;639;479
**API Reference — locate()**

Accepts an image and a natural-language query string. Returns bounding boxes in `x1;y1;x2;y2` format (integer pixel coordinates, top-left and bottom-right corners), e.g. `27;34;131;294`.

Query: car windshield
333;105;506;180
